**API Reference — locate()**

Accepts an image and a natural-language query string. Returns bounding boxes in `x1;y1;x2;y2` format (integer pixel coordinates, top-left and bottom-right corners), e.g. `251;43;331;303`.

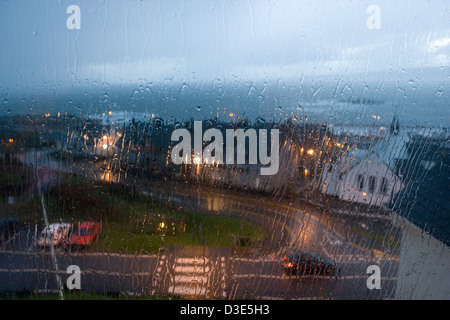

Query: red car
65;222;101;249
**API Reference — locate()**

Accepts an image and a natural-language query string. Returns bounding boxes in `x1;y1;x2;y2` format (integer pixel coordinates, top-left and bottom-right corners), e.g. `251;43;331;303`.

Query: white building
191;132;303;195
320;129;409;207
394;215;450;299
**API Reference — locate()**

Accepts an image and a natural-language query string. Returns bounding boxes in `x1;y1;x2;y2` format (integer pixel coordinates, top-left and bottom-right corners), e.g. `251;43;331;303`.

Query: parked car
0;218;19;244
283;251;336;276
65;222;101;249
37;223;72;249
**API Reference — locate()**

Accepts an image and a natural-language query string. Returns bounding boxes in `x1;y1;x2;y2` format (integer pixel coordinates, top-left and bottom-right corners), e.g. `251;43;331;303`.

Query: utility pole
37;168;64;300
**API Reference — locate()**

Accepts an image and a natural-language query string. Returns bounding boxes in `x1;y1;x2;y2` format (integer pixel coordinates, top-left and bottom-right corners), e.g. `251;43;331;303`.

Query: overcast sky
0;0;449;91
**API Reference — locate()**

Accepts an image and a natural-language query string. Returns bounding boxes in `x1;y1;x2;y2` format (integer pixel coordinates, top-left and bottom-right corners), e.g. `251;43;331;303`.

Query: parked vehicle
283;251;336;276
65;222;101;249
37;223;72;248
0;218;19;244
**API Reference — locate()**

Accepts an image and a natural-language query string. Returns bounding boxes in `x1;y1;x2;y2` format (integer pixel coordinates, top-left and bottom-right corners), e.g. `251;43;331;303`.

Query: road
0;247;397;300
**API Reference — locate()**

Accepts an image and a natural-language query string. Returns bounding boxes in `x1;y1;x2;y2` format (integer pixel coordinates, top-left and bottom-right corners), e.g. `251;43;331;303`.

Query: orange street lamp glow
193;155;202;165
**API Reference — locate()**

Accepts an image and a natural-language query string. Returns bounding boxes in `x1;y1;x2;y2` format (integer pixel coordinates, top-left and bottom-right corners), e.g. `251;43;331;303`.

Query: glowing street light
193;155;202;165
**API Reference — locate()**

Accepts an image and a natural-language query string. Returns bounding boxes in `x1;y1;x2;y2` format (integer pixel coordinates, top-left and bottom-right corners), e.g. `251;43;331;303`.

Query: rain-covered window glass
0;0;449;304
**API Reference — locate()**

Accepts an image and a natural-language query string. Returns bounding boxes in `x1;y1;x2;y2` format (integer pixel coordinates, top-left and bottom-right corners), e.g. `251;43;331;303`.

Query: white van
37;223;72;248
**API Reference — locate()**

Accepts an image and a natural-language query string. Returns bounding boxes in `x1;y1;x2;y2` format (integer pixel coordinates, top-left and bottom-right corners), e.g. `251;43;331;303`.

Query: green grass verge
353;226;401;249
1;175;266;254
96;213;265;254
